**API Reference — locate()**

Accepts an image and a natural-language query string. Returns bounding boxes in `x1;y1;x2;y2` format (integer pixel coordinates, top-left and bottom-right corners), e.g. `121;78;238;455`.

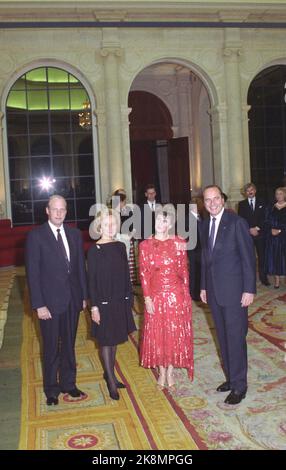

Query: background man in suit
140;183;160;240
200;185;256;405
25;195;88;406
186;200;203;301
238;182;269;286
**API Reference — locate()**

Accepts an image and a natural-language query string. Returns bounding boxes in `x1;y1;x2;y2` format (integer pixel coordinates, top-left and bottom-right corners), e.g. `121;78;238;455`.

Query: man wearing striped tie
25;195;88;406
238;182;270;286
200;185;256;405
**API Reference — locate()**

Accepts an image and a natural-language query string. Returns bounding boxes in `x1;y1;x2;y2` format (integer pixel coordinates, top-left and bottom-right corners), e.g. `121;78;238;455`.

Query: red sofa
0;220;34;267
0;219;93;267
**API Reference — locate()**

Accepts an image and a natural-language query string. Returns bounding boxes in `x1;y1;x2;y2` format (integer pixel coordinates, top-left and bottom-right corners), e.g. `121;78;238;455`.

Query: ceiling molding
0;2;286;24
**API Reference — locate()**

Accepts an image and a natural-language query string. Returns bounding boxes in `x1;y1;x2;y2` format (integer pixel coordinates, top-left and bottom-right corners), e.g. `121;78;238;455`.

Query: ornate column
100;45;124;192
176;70;191;138
0;111;7;218
120;104;133;201
94;106;110;203
209;104;229;191
223;31;245;202
241;103;252;184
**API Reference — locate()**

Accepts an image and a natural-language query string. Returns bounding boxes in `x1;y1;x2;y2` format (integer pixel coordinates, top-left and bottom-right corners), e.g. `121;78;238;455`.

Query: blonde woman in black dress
87;209;136;400
264;187;286;288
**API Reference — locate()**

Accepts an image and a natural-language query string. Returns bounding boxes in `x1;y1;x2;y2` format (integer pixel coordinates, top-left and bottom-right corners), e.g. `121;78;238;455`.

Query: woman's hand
91;306;100;324
200;289;207;304
144;296;155;314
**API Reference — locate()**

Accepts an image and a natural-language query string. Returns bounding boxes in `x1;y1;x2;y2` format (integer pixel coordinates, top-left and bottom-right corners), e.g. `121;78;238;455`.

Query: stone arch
126;58;215;202
244;57;286;103
247;63;286;199
1;59;100;220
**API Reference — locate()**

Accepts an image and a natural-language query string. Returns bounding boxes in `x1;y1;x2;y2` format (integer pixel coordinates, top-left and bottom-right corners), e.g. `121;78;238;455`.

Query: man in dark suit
200;185;256;405
139;184;161;240
238;182;269;286
25;195;88;406
186;203;202;301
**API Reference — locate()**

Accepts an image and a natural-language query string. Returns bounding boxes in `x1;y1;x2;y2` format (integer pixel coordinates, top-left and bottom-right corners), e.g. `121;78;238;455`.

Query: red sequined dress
139;236;194;379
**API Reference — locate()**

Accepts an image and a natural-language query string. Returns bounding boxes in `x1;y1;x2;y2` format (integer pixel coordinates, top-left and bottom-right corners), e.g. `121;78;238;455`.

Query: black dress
87;241;136;346
264;205;286;275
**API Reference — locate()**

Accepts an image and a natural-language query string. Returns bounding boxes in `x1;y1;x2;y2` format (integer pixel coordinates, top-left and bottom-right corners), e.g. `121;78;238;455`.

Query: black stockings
100;345;119;399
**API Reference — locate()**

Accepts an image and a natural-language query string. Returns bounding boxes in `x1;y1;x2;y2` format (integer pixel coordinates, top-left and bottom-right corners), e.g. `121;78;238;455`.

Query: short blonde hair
275;187;286;200
90;208;120;239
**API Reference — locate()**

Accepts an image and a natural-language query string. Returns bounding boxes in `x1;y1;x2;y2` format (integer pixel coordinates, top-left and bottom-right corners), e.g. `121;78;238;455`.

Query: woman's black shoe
103;372;126;389
106;380;120;400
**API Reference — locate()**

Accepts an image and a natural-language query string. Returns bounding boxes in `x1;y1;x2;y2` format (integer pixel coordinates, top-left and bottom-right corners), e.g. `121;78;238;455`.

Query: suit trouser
253;236;267;281
207;276;248;393
188;249;201;300
39;304;80;397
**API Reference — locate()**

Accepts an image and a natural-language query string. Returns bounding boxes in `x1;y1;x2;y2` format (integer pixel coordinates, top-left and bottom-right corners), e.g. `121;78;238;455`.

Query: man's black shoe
224;390;246;405
61;387;85;398
261;280;270;286
216;381;231;392
46;396;59;406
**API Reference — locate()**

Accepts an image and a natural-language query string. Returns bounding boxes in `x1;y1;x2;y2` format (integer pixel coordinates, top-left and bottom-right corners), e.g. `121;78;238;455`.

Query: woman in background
110;189;137;284
264;187;286;288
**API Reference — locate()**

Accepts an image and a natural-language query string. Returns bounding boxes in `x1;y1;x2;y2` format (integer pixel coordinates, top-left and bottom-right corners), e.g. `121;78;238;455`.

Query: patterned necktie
208;217;216;251
250;199;254;211
57;229;70;270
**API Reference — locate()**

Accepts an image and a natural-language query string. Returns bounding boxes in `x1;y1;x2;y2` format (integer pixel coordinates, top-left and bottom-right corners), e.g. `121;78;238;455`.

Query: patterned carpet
0;267;16;349
18;282;200;450
1;269;285;450
162;284;286;450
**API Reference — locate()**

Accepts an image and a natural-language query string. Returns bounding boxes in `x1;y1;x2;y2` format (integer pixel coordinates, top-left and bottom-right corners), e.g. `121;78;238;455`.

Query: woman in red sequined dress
139;211;193;389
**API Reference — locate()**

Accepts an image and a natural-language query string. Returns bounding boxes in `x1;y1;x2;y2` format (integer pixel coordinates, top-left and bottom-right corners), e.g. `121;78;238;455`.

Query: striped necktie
208;217;216;251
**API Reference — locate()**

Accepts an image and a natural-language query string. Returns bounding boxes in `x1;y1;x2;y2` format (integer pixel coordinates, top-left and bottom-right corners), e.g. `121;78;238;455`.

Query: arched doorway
248;65;286;200
128;62;213;205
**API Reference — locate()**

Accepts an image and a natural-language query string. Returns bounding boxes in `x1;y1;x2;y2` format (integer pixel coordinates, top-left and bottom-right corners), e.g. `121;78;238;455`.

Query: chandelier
79;101;91;129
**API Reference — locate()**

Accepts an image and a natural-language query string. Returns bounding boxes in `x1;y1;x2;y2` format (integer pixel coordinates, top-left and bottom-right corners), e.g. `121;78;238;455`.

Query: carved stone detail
100;47;123;58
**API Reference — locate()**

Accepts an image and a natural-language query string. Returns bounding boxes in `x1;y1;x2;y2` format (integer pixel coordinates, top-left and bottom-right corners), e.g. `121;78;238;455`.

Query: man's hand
250;227;260;237
271;228;281;237
200;289;207;304
144;296;155;314
37;306;52;320
241;292;254;307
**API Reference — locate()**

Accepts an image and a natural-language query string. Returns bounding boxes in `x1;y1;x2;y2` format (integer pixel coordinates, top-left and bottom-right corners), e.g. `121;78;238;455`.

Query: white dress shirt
147;200;156;211
248;197;256;210
48;221;70;261
209;208;224;247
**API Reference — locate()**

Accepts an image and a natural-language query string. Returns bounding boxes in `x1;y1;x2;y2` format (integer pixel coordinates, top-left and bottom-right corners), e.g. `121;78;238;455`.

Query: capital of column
0;111;4;130
120;106;132;125
94;107;106;127
100;46;123;58
241;104;251;122
223;47;243;61
209;104;228;123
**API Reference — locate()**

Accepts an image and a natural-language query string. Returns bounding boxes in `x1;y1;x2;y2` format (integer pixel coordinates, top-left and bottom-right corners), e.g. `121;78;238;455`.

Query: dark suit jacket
139;202;161;240
25;222;88;315
201;210;256;306
238;198;267;235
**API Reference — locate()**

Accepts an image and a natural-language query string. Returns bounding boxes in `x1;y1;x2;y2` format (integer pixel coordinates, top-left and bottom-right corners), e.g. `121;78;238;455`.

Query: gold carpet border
19;280;198;450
